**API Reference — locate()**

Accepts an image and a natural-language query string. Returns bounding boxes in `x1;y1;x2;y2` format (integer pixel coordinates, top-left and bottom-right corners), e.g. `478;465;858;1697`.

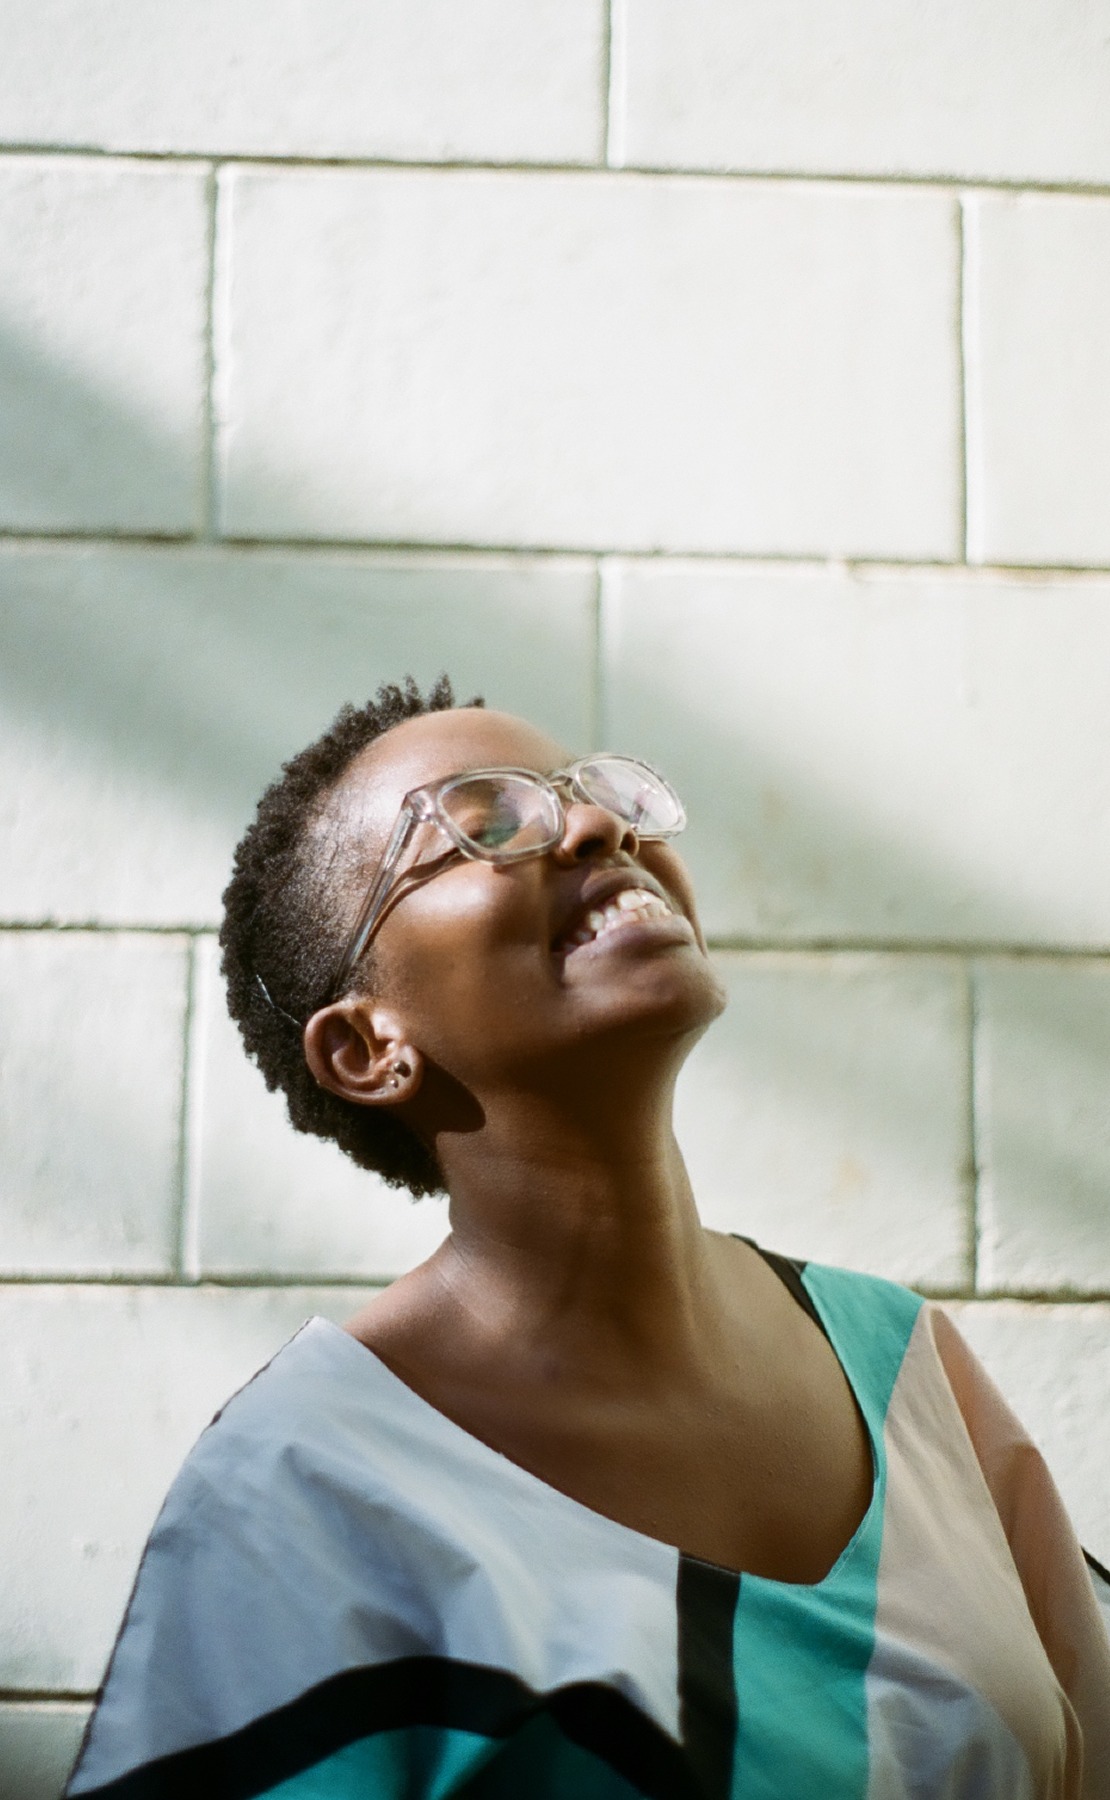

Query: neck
425;1061;718;1382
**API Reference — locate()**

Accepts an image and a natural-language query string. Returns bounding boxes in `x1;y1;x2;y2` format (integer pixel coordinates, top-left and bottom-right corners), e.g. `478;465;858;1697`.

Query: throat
428;1108;727;1384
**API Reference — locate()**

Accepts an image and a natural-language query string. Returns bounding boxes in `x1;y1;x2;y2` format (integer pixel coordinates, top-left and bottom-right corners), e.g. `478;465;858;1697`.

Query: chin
589;957;727;1046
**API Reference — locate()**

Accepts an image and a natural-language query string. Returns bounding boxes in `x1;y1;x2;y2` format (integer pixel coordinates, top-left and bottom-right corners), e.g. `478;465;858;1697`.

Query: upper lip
550;867;674;953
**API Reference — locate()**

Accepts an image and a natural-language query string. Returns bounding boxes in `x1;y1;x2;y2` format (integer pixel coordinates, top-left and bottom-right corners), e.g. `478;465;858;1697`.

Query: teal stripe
260;1727;499;1799
258;1717;649;1799
729;1266;922;1800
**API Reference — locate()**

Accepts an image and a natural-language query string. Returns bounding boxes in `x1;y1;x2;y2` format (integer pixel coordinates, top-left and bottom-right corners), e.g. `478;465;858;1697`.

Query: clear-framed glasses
329;753;686;998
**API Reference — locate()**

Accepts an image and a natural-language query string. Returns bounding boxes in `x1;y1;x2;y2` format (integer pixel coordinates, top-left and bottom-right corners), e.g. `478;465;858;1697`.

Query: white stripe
866;1634;1036;1800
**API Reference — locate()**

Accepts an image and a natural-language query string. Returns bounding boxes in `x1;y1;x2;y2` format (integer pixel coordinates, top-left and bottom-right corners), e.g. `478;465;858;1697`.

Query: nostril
572;832;612;861
555;800;638;865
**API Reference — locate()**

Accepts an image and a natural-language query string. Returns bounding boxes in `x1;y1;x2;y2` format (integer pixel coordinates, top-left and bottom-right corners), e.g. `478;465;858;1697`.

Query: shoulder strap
732;1235;829;1340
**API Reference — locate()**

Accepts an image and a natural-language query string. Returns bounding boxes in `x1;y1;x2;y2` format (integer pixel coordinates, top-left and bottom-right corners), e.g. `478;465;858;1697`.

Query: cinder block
0;1;604;164
616;0;1110;185
603;561;1110;946
0;157;208;533
0;541;595;925
0;1283;379;1690
967;192;1110;567
947;1300;1110;1564
190;937;449;1279
974;960;1110;1293
0;1703;89;1800
0;934;187;1277
676;953;970;1288
219;167;959;560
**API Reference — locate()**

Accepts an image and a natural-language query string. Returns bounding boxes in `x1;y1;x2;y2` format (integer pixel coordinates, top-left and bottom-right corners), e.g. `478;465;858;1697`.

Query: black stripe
676;1555;740;1800
74;1657;702;1800
549;1685;699;1799
732;1236;828;1339
1084;1546;1110;1588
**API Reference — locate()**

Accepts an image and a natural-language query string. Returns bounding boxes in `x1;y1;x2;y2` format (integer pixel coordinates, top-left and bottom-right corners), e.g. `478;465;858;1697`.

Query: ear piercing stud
387;1058;411;1092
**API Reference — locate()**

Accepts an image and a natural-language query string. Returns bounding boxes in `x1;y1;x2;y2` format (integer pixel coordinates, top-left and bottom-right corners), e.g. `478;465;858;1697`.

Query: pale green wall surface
3;4;1110;1794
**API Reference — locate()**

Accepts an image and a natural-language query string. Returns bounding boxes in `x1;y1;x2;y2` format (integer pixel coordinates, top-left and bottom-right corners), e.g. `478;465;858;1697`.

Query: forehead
331;707;571;846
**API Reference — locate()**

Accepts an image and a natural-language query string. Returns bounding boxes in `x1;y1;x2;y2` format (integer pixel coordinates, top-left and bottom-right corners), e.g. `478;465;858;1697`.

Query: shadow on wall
0;310;198;535
1;310;1108;1290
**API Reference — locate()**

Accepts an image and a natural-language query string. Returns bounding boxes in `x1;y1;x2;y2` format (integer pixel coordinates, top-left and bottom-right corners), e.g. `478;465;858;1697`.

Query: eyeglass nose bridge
551;774;642;852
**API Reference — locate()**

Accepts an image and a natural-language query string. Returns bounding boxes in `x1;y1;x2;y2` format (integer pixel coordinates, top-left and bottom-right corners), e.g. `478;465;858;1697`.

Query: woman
67;678;1110;1799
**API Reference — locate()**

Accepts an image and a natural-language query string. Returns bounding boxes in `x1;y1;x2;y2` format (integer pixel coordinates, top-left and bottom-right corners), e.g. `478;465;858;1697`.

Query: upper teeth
562;887;671;949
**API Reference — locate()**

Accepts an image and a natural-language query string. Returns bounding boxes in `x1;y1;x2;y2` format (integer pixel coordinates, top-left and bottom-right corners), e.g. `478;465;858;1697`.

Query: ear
303;1000;422;1107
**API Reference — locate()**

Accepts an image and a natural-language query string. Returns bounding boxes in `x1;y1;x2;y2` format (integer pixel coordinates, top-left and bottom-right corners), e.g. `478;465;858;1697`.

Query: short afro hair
219;674;481;1198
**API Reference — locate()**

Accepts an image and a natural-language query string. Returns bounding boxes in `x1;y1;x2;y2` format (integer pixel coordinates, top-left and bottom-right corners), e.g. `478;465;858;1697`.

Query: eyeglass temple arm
330;805;418;997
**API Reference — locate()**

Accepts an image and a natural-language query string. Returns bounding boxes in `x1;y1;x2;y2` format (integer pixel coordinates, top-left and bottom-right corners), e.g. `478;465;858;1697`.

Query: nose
551;800;639;865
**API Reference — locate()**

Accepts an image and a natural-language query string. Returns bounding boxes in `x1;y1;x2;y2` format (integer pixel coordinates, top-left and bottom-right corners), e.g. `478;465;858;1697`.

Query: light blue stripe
729;1266;921;1800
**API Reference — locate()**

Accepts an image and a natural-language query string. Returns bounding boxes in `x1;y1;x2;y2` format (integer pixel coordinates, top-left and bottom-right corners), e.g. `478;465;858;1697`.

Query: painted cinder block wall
3;2;1110;1787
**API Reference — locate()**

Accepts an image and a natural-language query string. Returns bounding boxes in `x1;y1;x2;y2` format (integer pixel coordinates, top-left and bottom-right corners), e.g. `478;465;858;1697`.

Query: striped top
67;1254;1110;1800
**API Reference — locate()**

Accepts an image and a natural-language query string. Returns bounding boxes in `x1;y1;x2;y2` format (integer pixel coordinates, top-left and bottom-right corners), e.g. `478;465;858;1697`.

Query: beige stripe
867;1302;1096;1797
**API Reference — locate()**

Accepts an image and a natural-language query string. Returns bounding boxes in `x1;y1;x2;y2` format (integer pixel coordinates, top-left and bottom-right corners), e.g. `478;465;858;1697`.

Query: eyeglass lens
573;758;682;834
438;759;681;857
439;774;562;853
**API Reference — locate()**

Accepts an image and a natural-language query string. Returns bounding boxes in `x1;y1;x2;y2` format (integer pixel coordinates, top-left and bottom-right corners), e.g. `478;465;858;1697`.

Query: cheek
376;865;549;1016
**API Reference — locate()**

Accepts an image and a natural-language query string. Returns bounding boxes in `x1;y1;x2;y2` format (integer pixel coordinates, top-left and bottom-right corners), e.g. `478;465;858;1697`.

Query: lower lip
555;911;696;964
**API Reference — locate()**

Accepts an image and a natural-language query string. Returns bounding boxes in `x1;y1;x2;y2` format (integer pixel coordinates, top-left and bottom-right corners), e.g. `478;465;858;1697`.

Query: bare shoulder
703;1228;868;1438
341;1252;450;1359
702;1228;823;1346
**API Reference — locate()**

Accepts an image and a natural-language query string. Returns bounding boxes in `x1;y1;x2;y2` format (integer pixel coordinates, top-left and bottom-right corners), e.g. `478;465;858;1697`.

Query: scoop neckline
307;1272;881;1593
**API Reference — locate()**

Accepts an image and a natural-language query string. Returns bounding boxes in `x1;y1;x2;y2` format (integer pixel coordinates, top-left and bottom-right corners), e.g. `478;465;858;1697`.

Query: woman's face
324;707;726;1093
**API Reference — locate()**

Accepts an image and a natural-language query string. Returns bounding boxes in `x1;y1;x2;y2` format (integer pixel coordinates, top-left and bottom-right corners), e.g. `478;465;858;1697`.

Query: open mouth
554;886;674;954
